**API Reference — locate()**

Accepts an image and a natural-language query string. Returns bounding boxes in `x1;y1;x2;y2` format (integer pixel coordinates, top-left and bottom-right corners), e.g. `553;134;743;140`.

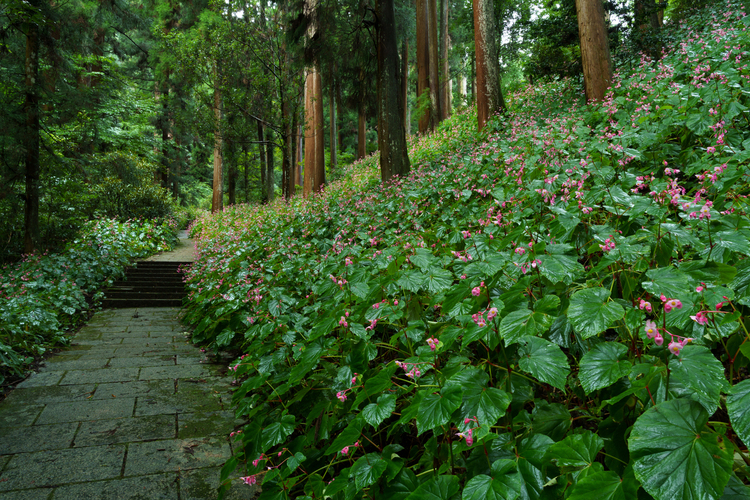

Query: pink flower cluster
456;416;479;447
396;361;424;379
426;337;439;351
660;295;683;313
340;441;360;455
599;236;616;253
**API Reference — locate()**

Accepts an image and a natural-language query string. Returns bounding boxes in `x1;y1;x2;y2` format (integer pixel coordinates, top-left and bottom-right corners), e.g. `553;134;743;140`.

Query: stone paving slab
0;422;78;454
0;445;125;491
92;379;174;400
0;304;244;499
108;355;176;368
16;372;64;389
50;473;178;500
36;397;136;424
124;438;230;476
59;367;140;385
75;415;176;447
3;384;95;404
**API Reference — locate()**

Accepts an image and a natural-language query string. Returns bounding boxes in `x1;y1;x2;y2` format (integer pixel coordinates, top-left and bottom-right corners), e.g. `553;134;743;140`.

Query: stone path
0;236;256;499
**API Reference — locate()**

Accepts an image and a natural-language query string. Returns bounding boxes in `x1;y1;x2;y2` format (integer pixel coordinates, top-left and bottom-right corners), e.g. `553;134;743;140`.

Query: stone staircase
102;261;191;308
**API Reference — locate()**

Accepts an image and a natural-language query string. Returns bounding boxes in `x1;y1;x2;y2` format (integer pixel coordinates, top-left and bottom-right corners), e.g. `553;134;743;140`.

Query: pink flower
644;320;658;339
668;341;683;355
241;475;257;485
639;299;652;312
336;391;347;402
426;337;439;351
340;446;349;455
351;374;358;384
666;299;682;311
690;311;709;325
486;307;498;321
456;428;474;446
654;333;664;346
339;316;349;328
696;285;704;293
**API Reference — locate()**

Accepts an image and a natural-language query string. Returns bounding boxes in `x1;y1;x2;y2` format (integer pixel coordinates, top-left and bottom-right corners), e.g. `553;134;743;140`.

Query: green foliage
0;218;177;388
185;4;750;499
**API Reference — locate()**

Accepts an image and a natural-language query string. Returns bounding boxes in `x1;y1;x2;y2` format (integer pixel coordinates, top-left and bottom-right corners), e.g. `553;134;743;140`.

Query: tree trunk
473;0;503;130
416;0;437;133
282;97;294;200
357;72;366;159
401;39;409;130
24;0;41;254
265;128;275;202
303;66;326;196
440;0;451;119
428;0;441;124
211;63;223;213
575;0;612;102
329;68;337;173
377;0;411;183
257;121;267;202
297;122;303;186
227;138;236;206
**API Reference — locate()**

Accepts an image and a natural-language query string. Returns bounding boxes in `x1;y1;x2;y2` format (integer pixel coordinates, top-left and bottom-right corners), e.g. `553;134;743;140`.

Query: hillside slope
185;3;750;498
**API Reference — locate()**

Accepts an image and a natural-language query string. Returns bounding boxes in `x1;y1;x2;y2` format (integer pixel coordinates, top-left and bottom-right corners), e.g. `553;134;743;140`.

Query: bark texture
376;0;411;183
473;0;503;130
416;0;437;133
303;66;326;196
440;0;451;120
24;0;41;254
575;0;612;102
211;64;223;213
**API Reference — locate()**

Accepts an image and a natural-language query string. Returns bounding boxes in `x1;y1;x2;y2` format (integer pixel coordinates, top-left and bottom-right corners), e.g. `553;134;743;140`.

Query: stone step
103;260;188;308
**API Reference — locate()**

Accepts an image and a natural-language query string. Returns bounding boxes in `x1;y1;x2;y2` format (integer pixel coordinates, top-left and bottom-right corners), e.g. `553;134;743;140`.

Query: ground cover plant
183;2;750;498
0;218;177;388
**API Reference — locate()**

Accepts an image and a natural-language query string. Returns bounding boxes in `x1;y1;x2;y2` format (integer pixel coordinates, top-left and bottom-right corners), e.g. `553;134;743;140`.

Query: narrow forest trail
0;233;254;499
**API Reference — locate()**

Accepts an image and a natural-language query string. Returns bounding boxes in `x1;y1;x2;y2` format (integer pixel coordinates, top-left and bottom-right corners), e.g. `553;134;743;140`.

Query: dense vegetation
0;218;177;388
183;3;750;499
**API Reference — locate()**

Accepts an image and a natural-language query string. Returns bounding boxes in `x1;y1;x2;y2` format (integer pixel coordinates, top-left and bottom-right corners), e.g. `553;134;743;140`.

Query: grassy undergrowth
184;3;750;499
0;218;177;390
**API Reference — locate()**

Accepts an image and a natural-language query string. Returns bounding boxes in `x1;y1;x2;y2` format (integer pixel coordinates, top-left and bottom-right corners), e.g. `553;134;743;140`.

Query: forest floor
0;237;255;499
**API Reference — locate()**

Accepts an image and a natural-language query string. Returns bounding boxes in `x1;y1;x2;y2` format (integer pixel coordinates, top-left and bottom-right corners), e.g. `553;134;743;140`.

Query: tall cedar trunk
377;0;411;183
575;0;612;102
440;0;451;119
428;0;441;125
297;122;303;186
415;0;436;133
635;0;660;30
243;143;249;203
402;39;409;130
281;97;293;200
211;63;223;213
303;66;325;196
24;0;41;254
227;138;236;205
336;79;343;153
357;72;366;159
329;68;337;172
265;128;275;202
473;0;503;130
257;121;267;202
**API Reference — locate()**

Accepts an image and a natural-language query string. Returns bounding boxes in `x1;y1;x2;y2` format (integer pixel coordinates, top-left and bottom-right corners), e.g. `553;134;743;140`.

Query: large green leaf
362;394;397;428
518;337;569;392
568;287;625;339
567;470;639;500
425;268;454;294
351;453;388;489
669;345;728;414
539;254;584;285
416;385;462;435
628;398;733;500
462;460;522;500
726;379;750;448
325;417;365;455
499;309;554;345
546;430;603;469
404;475;460;500
262;413;296;450
641;266;691;299
579;342;632;395
462;386;511;427
378;468;420;500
